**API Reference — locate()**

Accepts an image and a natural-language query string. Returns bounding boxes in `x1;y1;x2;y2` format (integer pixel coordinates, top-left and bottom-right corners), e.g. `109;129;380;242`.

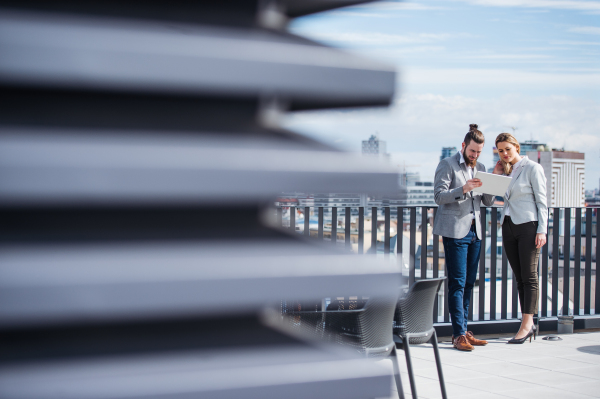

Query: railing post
345;207;351;250
277;207;282;227
574;208;582;315
384;207;391;256
432;207;439;323
552;208;560;316
501;246;508;320
490;207;497;320
421;207;427;279
304;207;310;237
290;206;295;232
358;207;364;254
331;207;337;246
563;208;571;315
584;208;592;314
318;207;324;240
397;207;404;268
479;207;487;321
541;208;549;317
409;207;416;286
371;207;377;255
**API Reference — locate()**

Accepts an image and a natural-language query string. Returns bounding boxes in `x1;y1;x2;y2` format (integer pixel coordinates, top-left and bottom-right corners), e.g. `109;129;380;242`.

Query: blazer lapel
506;158;527;198
456;152;468;182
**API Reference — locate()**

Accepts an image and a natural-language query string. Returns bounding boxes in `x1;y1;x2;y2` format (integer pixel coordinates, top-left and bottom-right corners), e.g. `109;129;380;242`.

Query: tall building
491;139;547;172
362;134;388;160
440;147;456;161
527;149;585;207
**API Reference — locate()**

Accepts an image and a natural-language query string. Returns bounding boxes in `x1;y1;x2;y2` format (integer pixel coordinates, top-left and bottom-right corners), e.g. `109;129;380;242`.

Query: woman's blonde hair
495;133;521;175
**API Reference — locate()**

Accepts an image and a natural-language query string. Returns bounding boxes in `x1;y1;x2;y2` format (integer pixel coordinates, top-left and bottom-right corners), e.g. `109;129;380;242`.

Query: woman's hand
535;233;546;249
492;161;504;175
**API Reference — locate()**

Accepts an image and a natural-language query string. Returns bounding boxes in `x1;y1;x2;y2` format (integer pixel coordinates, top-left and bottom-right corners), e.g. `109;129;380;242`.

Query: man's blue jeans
443;224;481;337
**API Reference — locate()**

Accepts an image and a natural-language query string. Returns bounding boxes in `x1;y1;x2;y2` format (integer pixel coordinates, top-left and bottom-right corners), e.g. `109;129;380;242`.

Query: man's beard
463;151;478;168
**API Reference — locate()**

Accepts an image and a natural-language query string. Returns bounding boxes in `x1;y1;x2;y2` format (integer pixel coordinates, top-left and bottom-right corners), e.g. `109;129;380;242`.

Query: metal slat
594;208;600;314
490;207;497;320
574;208;582;315
358;207;364;255
384;207;390;256
584;208;592;314
501;246;508;320
421;207;427;279
409;207;416;286
345;207;351;249
432;208;439;323
277;207;282;227
331;207;337;245
563;208;571;315
371;207;377;255
479;207;486;321
318;207;324;240
304;207;310;237
397;207;403;266
541;208;549;317
290;206;295;232
552;208;560;316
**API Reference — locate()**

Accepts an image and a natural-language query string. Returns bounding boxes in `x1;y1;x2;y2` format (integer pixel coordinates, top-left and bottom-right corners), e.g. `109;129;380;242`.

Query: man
433;125;495;351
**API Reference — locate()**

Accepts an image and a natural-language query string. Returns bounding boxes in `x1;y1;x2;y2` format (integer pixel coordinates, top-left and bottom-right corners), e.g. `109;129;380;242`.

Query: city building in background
440;146;456;161
490;139;548;172
527;149;585;207
362;134;389;161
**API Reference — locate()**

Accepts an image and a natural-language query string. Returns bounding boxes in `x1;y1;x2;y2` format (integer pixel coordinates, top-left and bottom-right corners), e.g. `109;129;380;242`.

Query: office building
527;150;585;208
362;134;388;160
440;147;456;161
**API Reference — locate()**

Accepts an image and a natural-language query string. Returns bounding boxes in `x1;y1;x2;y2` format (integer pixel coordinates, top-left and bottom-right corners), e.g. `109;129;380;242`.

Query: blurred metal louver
0;1;402;398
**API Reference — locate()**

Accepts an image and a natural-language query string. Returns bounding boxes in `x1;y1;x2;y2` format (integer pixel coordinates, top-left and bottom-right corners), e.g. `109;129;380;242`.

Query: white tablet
473;171;512;197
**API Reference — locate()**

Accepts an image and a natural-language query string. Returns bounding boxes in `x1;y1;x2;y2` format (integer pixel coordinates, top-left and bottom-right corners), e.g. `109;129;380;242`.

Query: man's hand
463;178;482;194
535;233;546;249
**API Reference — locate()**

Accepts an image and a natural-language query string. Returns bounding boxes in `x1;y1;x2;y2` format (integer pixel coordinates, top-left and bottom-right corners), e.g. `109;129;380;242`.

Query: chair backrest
394;278;445;344
279;295;398;358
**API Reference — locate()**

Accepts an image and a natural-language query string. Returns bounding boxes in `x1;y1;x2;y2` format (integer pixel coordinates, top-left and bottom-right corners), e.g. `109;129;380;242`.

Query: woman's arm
530;164;548;235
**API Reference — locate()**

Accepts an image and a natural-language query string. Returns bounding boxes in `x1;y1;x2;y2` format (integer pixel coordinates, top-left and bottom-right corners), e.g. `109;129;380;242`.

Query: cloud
452;0;600;11
300;31;462;46
568;26;600;35
282;93;600;183
550;40;600;45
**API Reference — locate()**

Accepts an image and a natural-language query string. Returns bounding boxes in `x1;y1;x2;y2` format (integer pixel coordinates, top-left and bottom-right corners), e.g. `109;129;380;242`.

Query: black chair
394;278;447;399
281;296;406;399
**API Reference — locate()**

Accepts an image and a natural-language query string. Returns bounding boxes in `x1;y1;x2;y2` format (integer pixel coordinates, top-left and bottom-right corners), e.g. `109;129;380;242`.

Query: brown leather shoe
453;335;474;351
465;331;488;346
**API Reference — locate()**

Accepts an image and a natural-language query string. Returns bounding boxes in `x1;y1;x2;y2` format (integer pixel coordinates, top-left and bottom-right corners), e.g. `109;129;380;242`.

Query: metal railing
277;206;599;329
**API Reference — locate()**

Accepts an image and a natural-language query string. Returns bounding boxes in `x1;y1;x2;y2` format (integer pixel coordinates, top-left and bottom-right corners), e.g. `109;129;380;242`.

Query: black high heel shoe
508;326;535;344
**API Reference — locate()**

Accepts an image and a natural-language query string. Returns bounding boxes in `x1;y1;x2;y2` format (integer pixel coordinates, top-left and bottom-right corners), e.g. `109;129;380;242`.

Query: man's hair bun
469;124;479;131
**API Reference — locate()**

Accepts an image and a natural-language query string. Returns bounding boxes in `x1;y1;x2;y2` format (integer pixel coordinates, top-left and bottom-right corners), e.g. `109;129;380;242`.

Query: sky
283;0;600;189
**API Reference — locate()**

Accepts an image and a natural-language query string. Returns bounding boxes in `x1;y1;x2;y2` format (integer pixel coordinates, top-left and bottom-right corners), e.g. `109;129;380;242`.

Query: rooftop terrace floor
381;330;600;399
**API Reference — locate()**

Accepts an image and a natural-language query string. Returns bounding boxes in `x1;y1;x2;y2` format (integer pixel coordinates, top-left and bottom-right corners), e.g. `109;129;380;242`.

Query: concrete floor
379;330;600;399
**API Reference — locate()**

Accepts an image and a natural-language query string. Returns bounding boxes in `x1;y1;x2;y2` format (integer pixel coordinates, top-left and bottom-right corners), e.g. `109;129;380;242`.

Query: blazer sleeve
530;163;548;234
434;160;465;205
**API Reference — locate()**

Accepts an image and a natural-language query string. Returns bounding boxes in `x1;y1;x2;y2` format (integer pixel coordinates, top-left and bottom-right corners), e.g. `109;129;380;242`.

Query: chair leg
402;336;418;399
430;330;448;399
390;346;406;399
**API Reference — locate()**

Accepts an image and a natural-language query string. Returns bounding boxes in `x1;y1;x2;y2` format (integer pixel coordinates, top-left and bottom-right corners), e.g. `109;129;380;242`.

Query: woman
493;133;547;344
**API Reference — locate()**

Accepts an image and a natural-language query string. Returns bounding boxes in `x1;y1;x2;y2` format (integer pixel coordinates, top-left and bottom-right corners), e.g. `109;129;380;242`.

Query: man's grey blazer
500;157;548;234
433;152;495;240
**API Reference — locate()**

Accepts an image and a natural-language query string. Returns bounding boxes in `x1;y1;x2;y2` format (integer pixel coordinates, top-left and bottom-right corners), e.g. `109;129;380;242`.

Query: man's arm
478;164;496;206
434;160;465;205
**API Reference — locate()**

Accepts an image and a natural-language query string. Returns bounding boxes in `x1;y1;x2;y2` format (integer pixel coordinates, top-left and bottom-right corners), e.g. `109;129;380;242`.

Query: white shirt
505;156;527;217
458;151;476;220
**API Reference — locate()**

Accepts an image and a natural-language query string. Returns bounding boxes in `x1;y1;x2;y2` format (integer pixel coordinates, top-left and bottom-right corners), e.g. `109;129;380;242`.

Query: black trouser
502;216;540;315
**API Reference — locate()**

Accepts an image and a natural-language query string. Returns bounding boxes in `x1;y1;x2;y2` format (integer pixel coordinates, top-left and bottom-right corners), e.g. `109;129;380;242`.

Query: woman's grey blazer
500;157;548;234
